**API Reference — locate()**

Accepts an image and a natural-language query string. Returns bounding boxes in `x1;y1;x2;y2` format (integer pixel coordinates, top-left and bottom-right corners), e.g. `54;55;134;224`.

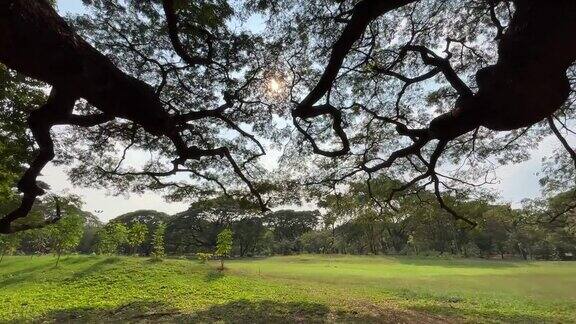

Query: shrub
196;252;213;264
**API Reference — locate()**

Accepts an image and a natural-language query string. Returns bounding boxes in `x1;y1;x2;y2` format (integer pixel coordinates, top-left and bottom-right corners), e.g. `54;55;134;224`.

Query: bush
196;252;213;264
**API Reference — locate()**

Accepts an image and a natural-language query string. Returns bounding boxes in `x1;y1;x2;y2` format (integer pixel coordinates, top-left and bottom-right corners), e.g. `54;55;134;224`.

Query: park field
0;255;575;323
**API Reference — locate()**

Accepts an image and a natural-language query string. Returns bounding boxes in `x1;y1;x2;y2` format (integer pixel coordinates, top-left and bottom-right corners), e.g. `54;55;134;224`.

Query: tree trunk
331;225;335;254
517;244;528;260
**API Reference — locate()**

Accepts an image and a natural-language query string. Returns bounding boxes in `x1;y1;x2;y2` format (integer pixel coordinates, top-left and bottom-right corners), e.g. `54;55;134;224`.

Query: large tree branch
403;44;473;98
299;0;418;108
0;89;77;233
292;0;417;157
300;0;576;227
548;117;576;169
0;0;269;232
161;0;213;67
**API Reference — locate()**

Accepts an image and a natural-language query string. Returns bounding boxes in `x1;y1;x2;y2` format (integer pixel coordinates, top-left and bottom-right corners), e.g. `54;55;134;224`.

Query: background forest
2;185;575;262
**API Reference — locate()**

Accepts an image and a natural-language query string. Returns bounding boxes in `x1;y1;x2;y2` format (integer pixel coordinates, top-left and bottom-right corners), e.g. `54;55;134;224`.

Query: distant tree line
1;180;575;262
313;178;576;261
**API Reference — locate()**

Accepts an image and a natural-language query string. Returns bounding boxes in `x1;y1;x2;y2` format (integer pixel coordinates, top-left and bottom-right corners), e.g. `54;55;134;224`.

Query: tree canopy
0;0;575;232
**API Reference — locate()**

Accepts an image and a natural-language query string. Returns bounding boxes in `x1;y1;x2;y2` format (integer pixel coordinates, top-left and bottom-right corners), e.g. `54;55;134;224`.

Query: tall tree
232;217;266;257
256;0;576;224
0;0;270;233
165;196;256;254
108;210;169;255
264;210;319;254
0;0;576;232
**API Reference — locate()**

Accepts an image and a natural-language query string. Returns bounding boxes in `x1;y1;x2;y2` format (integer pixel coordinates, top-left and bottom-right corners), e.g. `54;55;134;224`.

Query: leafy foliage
96;222;128;255
0;65;44;199
126;222;148;255
47;212;84;265
0;233;20;262
52;0;278;210
151;222;167;260
196;252;213;263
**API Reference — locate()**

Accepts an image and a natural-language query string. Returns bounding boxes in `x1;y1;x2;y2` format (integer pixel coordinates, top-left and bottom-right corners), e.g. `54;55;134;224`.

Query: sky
57;1;84;14
47;1;568;222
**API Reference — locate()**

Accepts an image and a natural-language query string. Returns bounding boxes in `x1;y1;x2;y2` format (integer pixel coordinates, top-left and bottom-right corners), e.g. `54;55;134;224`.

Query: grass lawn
0;255;574;323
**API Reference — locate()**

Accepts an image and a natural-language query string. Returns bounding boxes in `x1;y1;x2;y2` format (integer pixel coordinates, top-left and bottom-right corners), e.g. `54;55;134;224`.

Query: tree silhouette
0;0;575;232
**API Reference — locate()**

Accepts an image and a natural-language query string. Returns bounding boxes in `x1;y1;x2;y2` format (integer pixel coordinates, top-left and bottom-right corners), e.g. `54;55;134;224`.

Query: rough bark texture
296;0;576;143
431;0;576;139
290;0;576;224
0;0;177;233
0;0;173;136
0;0;268;233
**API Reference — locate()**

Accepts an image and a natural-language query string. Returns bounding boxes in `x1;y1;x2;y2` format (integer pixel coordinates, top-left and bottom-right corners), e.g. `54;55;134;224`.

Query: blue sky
57;1;85;14
48;0;563;221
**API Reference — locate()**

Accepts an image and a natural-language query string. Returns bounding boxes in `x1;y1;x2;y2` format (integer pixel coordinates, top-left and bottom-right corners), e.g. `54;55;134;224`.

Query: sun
269;78;281;93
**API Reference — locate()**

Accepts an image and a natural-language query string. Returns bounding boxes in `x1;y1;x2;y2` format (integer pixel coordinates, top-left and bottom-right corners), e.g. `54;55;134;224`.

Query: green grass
0;255;574;323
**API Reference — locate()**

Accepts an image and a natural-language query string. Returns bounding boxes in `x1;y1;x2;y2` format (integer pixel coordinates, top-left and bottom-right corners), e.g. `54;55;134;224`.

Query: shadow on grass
29;299;452;324
204;269;224;282
71;257;121;279
0;261;56;287
0;257;122;288
408;303;564;324
0;272;37;288
59;256;94;265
